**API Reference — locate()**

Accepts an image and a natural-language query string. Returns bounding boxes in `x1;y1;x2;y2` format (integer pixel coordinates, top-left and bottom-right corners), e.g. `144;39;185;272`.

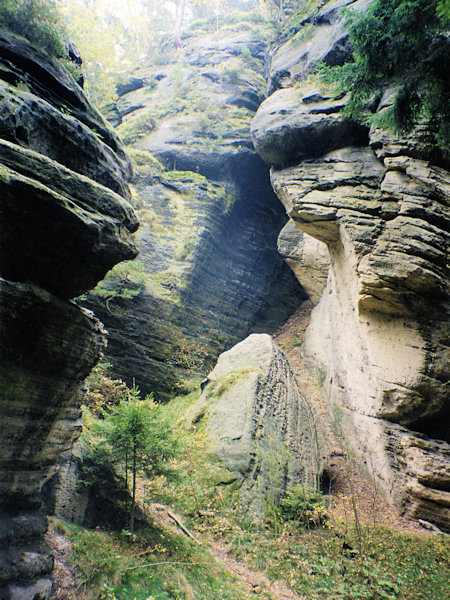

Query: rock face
84;18;306;398
277;221;330;304
0;30;136;597
189;334;323;517
251;2;450;530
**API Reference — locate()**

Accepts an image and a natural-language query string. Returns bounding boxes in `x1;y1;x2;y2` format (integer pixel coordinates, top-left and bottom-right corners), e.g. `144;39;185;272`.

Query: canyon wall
0;30;137;597
83;16;306;399
252;0;450;531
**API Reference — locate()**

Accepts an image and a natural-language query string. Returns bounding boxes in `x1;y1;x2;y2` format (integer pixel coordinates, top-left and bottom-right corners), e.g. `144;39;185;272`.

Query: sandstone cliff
0;30;137;598
82;16;306;399
252;0;450;531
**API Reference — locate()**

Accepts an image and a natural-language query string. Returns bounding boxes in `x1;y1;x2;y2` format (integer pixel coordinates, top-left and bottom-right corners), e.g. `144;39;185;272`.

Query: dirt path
145;503;305;599
208;540;306;600
46;529;80;599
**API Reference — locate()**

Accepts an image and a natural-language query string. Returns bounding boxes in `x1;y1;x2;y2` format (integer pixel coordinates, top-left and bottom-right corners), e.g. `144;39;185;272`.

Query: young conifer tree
101;383;180;531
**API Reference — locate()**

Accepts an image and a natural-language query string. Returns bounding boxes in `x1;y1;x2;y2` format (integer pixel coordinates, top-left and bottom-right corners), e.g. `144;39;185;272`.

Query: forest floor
47;303;447;599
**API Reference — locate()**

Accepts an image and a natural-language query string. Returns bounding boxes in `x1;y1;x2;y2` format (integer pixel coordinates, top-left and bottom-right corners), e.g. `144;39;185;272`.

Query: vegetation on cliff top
319;0;450;148
0;0;66;56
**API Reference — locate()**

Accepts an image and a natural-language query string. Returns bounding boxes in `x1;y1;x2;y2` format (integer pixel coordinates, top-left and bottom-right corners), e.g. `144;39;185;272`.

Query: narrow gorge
0;0;449;598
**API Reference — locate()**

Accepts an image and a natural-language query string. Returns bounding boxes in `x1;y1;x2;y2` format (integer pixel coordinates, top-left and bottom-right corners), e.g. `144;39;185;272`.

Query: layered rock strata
252;1;450;530
189;334;324;516
84;18;306;398
0;30;137;597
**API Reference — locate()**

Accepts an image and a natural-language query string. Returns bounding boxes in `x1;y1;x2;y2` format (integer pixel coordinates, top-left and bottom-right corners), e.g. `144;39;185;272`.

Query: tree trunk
130;443;137;531
125;450;129;517
174;0;186;48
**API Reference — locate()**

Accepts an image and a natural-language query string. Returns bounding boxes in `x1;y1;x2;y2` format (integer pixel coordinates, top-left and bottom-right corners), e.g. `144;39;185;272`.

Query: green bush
90;260;148;303
319;0;450;148
279;485;328;527
0;0;66;57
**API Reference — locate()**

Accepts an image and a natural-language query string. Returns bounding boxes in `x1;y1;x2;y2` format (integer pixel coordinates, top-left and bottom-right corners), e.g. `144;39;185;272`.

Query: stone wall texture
251;0;450;531
0;30;137;597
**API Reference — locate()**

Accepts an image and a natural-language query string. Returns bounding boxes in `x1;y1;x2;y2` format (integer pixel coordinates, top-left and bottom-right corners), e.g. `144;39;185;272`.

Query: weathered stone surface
267;0;371;93
0;31;138;298
267;142;450;530
278;221;330;304
84;20;306;398
189;334;326;517
0;140;137;298
0;279;106;596
0;30;135;597
41;442;88;526
251;84;368;167
0;29;131;195
252;3;450;529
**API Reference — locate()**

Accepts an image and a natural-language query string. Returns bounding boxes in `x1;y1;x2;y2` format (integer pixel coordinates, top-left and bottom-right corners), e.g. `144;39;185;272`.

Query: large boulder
251;5;450;530
189;334;326;517
251;84;368;167
0;30;136;597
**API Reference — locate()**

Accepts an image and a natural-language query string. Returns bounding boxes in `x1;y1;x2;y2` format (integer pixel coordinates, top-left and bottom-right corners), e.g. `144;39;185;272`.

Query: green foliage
90;260;148;303
437;0;450;19
0;0;66;57
99;385;180;478
87;382;181;530
223;523;450;600
319;0;450;148
50;516;255;600
279;485;329;528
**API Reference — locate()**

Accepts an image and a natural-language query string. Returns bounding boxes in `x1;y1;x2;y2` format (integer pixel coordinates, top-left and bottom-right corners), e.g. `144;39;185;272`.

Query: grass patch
50;517;254;600
220;524;449;600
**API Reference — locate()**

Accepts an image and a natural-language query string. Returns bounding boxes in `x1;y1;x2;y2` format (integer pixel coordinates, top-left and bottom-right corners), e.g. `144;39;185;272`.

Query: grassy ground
50;311;450;599
50;498;449;600
50;517;255;600
50;383;450;600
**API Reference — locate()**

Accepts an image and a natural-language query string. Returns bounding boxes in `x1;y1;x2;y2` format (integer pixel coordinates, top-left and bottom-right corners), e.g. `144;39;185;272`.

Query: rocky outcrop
277;221;330;304
267;0;371;94
0;30;136;597
251;2;450;530
84;18;306;398
188;334;325;517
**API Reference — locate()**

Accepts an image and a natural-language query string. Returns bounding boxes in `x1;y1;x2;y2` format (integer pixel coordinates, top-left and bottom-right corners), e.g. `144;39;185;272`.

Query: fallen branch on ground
167;510;202;545
124;560;215;572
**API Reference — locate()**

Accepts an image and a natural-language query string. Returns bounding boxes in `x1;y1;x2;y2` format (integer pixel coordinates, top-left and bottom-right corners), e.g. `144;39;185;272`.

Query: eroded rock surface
0;30;136;597
252;2;450;530
84;19;306;398
189;334;325;517
267;0;371;94
278;221;330;304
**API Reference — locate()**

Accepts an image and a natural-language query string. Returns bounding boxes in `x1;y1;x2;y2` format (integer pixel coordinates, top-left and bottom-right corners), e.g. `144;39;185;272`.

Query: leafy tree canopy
0;0;66;56
319;0;450;148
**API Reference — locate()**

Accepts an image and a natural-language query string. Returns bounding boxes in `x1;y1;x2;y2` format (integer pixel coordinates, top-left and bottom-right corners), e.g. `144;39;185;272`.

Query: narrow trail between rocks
208;540;306;600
